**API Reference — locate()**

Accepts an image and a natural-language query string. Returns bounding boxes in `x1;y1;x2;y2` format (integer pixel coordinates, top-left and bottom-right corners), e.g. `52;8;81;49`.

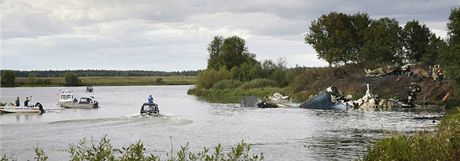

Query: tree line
191;7;460;100
0;70;199;87
305;12;446;67
1;69;198;77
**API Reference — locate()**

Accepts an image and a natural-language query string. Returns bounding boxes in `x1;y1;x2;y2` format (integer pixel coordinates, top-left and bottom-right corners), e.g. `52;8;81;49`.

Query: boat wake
48;114;193;127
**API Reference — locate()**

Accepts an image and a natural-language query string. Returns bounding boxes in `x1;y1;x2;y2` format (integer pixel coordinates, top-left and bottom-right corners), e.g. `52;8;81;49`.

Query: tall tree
305;12;355;66
422;34;446;66
403;20;431;63
206;35;257;70
441;7;460;96
359;17;404;65
1;70;16;87
207;36;224;69
349;13;372;62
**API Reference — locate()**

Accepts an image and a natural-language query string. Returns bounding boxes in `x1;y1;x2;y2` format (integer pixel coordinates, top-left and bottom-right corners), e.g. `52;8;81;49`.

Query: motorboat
299;86;351;110
0;102;45;114
140;103;159;116
86;86;94;93
58;90;75;106
60;97;99;109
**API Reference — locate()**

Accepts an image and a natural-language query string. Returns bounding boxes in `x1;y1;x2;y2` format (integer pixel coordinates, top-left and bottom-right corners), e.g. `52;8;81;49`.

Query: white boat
60;97;99;109
0;103;45;114
58;90;75;107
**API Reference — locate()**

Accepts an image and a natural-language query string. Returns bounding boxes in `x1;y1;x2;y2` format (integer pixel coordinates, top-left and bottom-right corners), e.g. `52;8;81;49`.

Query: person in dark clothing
15;97;20;106
24;97;30;107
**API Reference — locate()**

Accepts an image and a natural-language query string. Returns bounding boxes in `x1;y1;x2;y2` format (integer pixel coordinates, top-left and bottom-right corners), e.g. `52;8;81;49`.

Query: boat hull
60;102;98;109
0;106;42;113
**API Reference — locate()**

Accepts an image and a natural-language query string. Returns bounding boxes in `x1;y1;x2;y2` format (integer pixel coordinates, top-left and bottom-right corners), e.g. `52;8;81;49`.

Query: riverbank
13;76;196;87
363;107;460;161
188;65;456;105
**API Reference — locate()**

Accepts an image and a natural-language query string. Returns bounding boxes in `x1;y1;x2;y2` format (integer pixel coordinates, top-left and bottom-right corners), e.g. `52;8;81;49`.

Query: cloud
1;0;458;70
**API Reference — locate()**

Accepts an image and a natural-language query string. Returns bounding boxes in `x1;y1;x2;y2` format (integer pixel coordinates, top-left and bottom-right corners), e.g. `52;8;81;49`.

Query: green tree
207;36;224;69
230;61;262;81
359;17;404;65
422;34;446;66
196;68;232;89
1;70;16;87
403;20;431;63
206;35;257;70
305;12;355;66
349;13;372;61
64;73;81;86
441;7;460;97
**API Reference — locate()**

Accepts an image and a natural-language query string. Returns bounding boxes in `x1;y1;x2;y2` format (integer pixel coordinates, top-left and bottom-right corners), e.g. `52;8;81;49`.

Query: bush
64;73;81;86
196;68;232;89
2;136;263;161
212;80;243;89
239;78;278;89
363;107;460;161
1;70;16;87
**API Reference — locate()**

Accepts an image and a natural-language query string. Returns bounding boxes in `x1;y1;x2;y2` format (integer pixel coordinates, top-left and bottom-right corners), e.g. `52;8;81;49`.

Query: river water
0;85;441;161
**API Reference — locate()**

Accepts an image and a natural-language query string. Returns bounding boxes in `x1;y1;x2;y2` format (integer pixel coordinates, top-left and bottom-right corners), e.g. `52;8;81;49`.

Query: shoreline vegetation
0;136;263;161
185;8;460;160
363;107;460;161
10;76;196;87
0;69;198;87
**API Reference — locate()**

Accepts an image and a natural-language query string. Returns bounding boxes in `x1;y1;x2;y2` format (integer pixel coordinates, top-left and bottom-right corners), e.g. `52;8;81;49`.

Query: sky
1;0;458;71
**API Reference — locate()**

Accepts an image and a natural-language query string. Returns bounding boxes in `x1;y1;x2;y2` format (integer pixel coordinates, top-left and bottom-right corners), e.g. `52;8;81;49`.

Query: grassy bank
188;64;455;104
1;136;263;161
13;76;196;87
187;78;289;103
362;107;460;161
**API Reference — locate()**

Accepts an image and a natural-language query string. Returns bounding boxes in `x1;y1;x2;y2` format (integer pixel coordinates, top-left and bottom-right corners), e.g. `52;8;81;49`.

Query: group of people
15;96;32;107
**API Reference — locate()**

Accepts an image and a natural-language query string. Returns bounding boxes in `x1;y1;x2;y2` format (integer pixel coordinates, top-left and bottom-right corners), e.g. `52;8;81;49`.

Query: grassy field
14;76;196;87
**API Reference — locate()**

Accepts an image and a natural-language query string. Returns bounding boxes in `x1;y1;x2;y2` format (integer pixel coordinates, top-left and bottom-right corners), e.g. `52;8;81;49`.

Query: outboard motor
93;101;99;108
153;103;159;114
35;102;45;114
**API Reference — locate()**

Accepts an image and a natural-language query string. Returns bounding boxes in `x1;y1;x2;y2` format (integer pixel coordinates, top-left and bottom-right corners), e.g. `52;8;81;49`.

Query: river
0;85;441;161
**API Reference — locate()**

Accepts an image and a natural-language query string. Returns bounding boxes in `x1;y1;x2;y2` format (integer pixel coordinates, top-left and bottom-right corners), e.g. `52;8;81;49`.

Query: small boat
140;103;159;116
58;90;75;107
86;86;94;93
0;102;45;114
60;97;99;109
299;86;351;110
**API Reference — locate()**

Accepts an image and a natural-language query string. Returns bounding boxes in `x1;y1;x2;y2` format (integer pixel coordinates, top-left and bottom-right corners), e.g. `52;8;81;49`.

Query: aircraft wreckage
241;84;436;111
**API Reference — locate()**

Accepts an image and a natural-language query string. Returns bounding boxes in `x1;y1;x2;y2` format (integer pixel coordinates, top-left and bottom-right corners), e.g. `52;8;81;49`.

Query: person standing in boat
148;95;154;104
15;97;20;106
24;97;31;107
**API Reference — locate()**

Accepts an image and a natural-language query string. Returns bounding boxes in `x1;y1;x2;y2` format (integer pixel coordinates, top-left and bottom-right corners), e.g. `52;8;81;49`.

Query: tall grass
1;136;263;161
363;107;460;161
188;77;286;103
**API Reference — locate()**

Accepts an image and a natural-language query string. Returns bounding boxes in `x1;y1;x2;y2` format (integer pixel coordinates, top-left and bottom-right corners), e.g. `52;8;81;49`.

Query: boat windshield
79;98;92;104
60;94;73;100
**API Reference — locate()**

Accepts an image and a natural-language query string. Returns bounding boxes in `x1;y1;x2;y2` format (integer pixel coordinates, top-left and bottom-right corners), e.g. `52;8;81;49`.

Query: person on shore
24;97;30;107
432;65;439;81
15;97;20;106
437;66;444;85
